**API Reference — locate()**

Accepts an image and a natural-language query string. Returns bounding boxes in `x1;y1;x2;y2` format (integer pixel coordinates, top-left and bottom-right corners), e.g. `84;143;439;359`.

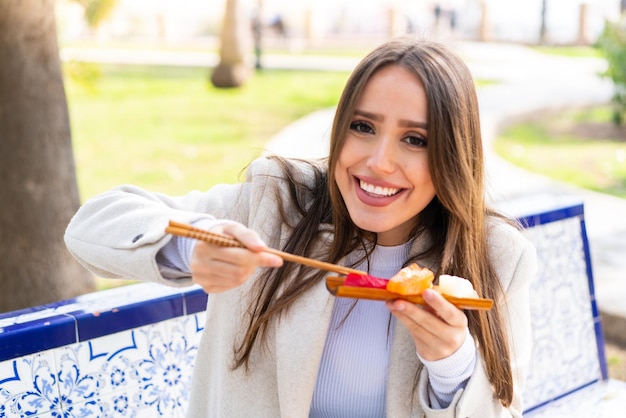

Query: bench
1;201;625;416
507;199;626;416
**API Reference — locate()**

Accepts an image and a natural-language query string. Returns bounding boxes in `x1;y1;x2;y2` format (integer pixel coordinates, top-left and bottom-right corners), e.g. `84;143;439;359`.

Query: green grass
531;45;604;59
65;63;349;200
495;106;626;198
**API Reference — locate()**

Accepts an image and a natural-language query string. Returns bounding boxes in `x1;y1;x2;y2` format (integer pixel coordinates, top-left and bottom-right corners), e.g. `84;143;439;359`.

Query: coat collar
386;319;423;416
275;278;335;418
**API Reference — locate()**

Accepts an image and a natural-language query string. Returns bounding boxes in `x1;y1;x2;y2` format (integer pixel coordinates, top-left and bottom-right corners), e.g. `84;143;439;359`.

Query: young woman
65;37;536;417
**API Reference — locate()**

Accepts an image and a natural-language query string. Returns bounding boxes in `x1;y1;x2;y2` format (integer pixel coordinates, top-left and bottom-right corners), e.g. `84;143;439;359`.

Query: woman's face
335;65;436;246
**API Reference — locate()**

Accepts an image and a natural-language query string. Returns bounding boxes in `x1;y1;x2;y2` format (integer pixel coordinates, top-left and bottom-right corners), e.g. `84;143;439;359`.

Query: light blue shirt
309;244;407;417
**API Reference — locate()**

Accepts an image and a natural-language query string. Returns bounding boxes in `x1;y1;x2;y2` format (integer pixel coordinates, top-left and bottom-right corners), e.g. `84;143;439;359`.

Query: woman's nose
366;138;396;173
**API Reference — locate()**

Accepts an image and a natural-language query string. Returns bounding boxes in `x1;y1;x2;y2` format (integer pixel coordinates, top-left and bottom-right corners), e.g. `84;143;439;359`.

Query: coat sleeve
63;158;283;286
418;222;537;418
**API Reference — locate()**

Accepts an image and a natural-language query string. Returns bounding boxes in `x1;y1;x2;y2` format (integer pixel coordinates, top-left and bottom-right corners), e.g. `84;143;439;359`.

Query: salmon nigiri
386;263;434;296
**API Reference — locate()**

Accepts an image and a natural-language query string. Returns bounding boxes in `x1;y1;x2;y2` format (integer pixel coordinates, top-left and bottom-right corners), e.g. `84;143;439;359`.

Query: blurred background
56;0;620;47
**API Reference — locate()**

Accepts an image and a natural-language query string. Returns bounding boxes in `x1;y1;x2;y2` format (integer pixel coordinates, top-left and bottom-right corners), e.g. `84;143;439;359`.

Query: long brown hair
234;37;514;407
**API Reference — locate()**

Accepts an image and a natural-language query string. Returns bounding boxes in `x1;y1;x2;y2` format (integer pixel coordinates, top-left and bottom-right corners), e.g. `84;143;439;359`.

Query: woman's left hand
386;288;469;361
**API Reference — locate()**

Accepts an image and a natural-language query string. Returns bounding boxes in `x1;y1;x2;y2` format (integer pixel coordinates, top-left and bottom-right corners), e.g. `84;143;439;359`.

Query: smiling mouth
359;179;401;197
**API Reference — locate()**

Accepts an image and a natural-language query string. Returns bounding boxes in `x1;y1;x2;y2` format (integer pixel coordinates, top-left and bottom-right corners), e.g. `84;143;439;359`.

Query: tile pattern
0;284;206;417
0;312;205;417
522;215;603;411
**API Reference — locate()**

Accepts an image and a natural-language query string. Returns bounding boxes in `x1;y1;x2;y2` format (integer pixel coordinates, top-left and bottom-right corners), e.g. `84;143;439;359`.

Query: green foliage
64;61;102;93
596;18;626;125
74;0;119;28
532;45;603;58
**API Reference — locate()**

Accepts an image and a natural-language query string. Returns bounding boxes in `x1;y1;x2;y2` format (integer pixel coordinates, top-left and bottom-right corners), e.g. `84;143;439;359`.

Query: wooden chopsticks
165;221;493;310
165;220;365;276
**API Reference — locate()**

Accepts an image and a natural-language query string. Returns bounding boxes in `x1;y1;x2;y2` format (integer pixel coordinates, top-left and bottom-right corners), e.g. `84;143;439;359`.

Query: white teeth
359;180;400;197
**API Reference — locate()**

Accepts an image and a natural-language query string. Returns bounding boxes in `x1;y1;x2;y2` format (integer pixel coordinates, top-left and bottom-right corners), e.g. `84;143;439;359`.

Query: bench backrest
519;203;607;413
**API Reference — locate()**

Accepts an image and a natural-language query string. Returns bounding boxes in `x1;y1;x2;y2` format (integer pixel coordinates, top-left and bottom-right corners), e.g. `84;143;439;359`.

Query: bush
596;17;626;125
74;0;119;28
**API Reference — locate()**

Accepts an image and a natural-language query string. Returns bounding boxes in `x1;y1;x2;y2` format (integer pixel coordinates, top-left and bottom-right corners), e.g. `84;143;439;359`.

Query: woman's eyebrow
354;109;428;129
354;109;382;121
399;119;428;129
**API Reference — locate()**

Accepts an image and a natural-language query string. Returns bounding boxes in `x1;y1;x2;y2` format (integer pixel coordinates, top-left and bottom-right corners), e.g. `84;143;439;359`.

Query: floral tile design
0;351;63;417
0;315;203;417
522;216;603;411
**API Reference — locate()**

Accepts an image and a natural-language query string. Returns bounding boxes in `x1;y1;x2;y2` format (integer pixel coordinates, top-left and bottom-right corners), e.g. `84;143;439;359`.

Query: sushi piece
386;263;434;295
437;274;478;298
343;272;388;289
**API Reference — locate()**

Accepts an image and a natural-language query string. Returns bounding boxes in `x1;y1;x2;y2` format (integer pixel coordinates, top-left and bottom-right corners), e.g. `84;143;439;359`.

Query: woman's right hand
189;223;283;293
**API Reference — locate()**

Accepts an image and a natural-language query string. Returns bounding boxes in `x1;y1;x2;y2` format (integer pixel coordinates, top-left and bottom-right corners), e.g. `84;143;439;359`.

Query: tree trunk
577;3;589;45
211;0;251;88
539;0;548;44
0;0;95;312
478;0;490;42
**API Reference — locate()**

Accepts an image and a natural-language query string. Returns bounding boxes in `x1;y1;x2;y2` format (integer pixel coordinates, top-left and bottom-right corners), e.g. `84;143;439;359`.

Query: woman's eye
404;134;428;148
349;121;374;134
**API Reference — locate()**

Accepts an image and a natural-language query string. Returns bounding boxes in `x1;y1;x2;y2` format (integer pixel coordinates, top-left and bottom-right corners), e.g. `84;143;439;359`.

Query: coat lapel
385;235;434;416
275;278;335;418
386;307;424;416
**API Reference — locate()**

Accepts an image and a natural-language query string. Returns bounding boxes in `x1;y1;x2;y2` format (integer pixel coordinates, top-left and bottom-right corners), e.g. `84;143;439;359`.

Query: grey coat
65;157;537;417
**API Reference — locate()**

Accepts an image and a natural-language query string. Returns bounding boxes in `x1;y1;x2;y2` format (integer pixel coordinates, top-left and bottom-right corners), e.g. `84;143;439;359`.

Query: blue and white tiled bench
1;200;625;417
0;284;207;417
